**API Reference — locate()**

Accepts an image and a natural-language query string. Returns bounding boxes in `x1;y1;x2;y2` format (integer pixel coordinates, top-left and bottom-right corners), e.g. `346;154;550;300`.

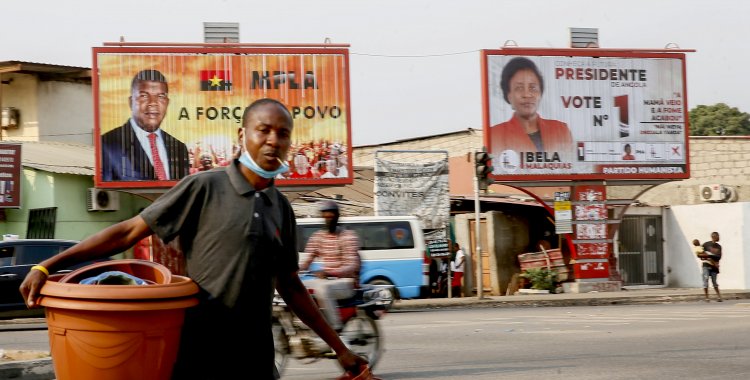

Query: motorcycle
272;276;394;376
431;259;450;298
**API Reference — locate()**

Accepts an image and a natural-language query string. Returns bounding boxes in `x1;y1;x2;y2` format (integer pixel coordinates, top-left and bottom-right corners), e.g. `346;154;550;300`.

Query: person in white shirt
450;242;466;297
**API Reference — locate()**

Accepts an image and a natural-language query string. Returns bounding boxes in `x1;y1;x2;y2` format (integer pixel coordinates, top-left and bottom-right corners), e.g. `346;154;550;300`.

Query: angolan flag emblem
200;70;232;91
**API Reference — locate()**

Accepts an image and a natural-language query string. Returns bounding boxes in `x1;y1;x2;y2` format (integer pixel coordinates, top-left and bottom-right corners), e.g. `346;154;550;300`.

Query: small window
27;207;57;239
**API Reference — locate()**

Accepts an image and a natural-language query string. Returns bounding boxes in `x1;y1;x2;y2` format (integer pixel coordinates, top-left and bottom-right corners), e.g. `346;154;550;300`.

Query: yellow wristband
31;265;49;277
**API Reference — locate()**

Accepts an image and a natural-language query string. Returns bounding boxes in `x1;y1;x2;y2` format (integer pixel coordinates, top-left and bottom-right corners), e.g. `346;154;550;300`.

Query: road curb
0;358;54;380
392;292;750;311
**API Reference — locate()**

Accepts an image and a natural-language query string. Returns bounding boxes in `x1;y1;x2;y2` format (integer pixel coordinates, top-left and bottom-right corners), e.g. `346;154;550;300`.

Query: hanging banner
93;46;352;189
374;158;449;230
481;49;689;181
0;144;21;208
424;229;451;258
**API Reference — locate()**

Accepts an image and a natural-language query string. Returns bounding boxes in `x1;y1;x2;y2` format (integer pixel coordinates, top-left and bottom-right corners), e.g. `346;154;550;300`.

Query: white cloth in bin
80;271;149;285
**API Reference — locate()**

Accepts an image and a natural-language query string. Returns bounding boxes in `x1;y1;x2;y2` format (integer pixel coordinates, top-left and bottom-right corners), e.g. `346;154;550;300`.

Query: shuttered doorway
618;215;664;286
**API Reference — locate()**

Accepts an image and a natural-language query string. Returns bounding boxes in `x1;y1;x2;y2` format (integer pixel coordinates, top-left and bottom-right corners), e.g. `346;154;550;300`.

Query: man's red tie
148;133;167;180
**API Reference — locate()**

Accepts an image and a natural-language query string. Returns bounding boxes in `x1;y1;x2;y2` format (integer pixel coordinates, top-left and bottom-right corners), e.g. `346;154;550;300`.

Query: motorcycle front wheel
340;312;383;370
272;318;290;376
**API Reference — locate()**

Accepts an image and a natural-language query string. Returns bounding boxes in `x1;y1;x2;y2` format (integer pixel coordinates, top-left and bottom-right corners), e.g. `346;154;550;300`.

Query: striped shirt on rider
301;228;361;280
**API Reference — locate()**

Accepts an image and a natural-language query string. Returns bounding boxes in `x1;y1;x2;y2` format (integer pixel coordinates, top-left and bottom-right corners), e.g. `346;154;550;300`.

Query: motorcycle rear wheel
272;318;290;376
340;313;383;370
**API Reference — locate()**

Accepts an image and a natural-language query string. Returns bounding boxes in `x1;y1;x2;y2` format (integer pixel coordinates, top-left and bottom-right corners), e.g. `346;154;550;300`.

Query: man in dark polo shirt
19;98;367;379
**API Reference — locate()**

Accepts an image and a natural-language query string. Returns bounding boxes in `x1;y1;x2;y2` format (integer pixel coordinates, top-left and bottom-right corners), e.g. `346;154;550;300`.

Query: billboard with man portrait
481;49;689;181
94;46;352;188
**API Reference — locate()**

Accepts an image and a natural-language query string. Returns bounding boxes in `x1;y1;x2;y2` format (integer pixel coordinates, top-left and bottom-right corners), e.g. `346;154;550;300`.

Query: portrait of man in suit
100;69;189;182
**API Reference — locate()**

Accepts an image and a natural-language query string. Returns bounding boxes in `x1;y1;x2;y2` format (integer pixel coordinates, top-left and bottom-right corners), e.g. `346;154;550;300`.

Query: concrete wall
487;211;530;295
663;202;750;289
641;137;750;205
454;210;533;296
37;81;93;144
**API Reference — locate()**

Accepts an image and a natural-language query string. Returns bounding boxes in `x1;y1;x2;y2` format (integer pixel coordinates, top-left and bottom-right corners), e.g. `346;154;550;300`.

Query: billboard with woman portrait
481;48;690;181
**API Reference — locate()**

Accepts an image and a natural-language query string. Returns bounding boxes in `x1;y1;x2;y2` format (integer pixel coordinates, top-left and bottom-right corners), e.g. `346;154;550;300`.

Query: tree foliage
689;103;750;136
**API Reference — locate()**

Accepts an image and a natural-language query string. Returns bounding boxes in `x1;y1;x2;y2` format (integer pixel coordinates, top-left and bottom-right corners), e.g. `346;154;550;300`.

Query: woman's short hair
500;57;544;104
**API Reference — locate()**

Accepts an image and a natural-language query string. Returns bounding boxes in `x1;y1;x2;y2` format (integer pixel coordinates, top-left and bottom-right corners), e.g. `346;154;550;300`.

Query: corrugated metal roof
8;140;95;176
0;61;90;74
287;167;375;217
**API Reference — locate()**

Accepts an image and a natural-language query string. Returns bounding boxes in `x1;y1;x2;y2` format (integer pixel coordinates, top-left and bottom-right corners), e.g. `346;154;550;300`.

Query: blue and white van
296;215;429;299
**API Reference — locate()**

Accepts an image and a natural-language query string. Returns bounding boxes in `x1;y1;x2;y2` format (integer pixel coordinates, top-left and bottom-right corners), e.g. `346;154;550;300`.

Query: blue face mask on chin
238;150;289;179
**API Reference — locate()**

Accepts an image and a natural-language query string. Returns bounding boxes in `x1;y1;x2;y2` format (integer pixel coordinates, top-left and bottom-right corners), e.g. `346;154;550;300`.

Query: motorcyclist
300;200;361;331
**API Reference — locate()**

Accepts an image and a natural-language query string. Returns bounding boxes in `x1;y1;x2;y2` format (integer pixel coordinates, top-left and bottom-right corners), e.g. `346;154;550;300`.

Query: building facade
4;60;748;293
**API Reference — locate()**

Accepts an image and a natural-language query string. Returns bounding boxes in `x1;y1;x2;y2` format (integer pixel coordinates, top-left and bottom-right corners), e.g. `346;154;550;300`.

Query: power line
351;49;479;58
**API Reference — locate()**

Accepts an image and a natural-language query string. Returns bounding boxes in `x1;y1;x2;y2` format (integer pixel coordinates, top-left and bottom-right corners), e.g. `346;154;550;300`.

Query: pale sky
2;0;747;146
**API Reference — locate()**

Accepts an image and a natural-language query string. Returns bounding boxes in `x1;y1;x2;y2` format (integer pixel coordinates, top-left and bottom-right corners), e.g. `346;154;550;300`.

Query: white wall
665;202;749;289
1;73;38;141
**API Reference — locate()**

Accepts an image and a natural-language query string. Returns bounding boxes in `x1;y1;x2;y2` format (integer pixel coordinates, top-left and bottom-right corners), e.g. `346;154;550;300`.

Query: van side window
297;221;415;251
349;222;415;250
351;224;390;250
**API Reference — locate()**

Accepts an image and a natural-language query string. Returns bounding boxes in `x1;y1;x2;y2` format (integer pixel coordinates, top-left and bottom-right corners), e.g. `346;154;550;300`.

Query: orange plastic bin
39;259;198;380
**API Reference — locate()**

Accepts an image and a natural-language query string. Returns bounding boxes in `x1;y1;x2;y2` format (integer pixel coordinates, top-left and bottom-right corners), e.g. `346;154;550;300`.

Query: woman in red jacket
490;57;574;163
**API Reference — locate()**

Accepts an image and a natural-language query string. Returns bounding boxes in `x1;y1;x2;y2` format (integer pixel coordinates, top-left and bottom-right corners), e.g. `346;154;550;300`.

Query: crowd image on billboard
186;139;348;179
187;142;238;174
282;140;349;179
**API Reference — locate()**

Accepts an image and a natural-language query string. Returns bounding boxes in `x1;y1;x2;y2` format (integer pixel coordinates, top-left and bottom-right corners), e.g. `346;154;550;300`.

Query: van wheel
367;278;398;300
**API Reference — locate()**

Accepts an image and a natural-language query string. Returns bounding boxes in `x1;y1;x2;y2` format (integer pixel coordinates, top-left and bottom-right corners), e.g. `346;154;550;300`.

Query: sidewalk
392;287;750;311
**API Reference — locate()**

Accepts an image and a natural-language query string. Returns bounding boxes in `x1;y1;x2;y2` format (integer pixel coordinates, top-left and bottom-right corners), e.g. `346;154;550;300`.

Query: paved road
3;292;750;379
281;301;750;379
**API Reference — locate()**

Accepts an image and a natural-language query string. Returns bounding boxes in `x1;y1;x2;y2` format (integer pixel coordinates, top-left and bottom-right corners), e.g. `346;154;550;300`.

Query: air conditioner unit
699;184;733;202
1;107;19;129
87;188;120;211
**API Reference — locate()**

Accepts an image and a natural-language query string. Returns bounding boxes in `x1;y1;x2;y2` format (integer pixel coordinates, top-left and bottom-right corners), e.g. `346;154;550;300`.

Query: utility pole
473;148;494;299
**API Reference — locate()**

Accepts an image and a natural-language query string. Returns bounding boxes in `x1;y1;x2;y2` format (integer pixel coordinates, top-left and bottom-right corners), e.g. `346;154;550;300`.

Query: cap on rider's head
319;200;339;213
